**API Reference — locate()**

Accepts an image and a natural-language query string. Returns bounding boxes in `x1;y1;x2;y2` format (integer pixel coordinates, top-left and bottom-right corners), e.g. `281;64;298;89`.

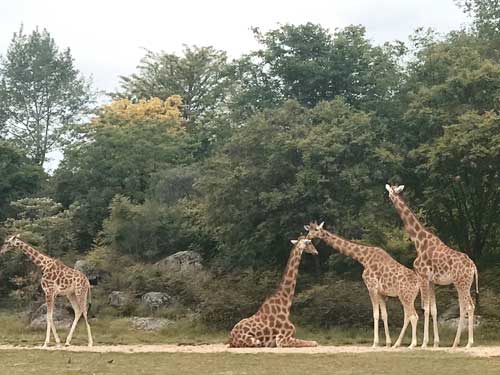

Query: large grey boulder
130;317;173;331
439;305;481;332
30;300;73;330
108;291;132;307
141;292;174;308
155;251;203;272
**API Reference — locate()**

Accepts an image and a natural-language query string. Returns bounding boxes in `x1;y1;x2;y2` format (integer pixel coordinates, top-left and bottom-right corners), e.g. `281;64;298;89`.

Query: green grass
2;312;500;347
1;351;500;375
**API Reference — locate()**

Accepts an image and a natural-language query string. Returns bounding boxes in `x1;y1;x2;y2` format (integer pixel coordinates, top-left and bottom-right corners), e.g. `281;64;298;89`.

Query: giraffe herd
1;184;479;350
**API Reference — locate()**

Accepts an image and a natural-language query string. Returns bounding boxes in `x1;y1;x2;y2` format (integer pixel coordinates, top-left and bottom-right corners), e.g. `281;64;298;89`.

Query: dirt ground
1;343;500;357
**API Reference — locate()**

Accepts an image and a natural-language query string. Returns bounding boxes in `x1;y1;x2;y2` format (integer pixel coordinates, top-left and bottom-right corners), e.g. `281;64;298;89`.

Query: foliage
119;46;231;123
0;26;93;166
0;141;44;220
247;23;404;111
419;111;500;259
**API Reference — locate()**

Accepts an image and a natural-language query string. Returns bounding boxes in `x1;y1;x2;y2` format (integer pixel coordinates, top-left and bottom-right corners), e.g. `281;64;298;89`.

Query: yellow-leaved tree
92;96;184;131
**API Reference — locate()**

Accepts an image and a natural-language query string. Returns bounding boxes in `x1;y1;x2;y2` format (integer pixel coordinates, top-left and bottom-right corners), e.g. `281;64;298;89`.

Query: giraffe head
385;184;405;203
290;236;318;255
304;221;325;240
0;234;21;255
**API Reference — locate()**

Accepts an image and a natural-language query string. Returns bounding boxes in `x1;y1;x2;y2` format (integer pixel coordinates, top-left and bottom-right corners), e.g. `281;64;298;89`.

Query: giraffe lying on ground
305;222;419;348
385;184;478;348
228;236;319;347
1;234;93;348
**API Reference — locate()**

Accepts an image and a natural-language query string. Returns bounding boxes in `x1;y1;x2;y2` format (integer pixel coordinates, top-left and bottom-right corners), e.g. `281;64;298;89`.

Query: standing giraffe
305;222;419;348
0;234;93;347
228;236;319;347
385;184;478;348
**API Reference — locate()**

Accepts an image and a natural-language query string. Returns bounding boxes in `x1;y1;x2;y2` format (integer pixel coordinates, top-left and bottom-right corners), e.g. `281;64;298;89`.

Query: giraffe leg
79;291;93;347
419;278;431;348
378;295;392;347
368;290;380;348
394;300;418;349
65;294;82;347
43;293;61;348
466;293;475;348
277;336;318;347
452;291;466;348
429;284;440;348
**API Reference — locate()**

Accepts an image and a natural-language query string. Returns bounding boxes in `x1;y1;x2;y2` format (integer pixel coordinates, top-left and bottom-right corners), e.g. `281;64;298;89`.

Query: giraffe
385;184;479;348
0;234;93;348
305;221;419;348
228;236;319;348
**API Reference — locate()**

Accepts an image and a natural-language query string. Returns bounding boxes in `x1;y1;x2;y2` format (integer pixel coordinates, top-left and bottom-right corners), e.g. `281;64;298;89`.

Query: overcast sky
1;0;470;96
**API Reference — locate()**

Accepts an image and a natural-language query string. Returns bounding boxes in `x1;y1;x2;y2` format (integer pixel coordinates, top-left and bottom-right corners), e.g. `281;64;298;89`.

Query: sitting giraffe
385;184;478;348
228;236;319;347
1;234;93;347
305;222;419;348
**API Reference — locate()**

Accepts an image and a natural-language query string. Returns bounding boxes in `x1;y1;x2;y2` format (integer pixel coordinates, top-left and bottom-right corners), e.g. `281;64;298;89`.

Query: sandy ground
1;343;500;357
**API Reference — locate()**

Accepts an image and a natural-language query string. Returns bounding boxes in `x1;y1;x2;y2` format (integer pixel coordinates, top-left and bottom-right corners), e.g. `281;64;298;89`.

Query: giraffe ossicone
1;234;94;348
228;236;318;347
386;183;478;348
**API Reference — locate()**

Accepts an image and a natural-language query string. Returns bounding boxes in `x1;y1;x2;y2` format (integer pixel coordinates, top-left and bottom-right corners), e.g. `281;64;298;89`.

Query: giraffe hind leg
277;337;318;348
65;294;82;347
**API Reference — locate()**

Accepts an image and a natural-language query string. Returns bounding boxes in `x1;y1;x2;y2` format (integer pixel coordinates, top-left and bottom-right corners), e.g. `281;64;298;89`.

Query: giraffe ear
385;184;391;193
304;225;310;231
395;185;405;193
290;240;298;245
318;222;324;229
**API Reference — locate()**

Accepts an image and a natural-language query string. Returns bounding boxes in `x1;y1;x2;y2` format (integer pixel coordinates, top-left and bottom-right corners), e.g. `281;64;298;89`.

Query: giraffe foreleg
419;278;431;348
378;295;392;347
429;284;440;347
43;293;61;348
368;290;381;348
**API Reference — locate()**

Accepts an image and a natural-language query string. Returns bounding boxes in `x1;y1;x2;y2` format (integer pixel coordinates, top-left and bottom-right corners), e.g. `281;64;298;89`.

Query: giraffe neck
15;240;53;270
392;195;431;246
317;229;372;265
275;245;304;315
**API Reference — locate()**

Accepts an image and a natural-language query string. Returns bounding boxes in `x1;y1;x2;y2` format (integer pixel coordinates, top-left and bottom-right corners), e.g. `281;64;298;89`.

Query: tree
0;26;93;166
119;46;231;123
246;23;404;111
0;141;44;220
419;111;500;260
52;97;199;250
196;99;400;269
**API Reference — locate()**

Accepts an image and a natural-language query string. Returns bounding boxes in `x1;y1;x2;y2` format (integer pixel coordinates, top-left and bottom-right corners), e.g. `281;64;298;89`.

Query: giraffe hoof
391;343;400;349
421;344;428;349
465;343;473;349
65;343;70;347
408;344;416;349
433;343;439;348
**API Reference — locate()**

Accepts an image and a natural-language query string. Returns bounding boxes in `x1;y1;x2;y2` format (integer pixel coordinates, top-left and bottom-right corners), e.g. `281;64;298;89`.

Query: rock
108;291;131;307
141;292;173;308
155;251;203;272
74;259;104;285
130;317;173;331
30;300;73;330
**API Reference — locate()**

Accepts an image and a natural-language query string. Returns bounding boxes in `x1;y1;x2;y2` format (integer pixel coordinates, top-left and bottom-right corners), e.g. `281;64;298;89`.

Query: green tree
419;111;500;260
119;46;231;123
0;27;93;166
0;141;44;220
52;108;199;250
247;23;404;111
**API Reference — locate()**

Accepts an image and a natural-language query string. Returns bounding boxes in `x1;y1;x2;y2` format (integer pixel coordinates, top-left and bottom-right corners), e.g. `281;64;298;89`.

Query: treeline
0;1;499;321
